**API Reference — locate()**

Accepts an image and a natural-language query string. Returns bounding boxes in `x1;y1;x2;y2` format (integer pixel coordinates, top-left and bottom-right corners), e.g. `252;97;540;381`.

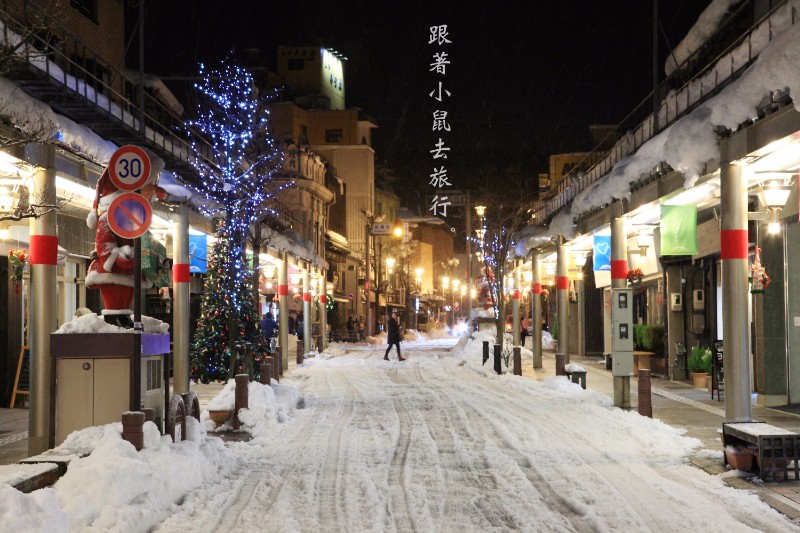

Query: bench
722;422;800;480
564;364;587;389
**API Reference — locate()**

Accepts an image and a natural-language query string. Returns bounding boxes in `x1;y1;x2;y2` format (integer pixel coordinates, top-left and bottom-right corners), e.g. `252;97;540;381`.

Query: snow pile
317;344;346;359
54;313;126;334
1;417;234;532
565;363;586;373
422;327;453;340
0;78;58;141
665;0;740;76
204;380;300;437
472;308;495;318
54;313;169;334
0;485;67;532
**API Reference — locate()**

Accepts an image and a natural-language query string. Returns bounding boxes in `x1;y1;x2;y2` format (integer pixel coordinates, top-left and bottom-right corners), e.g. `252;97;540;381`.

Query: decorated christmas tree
189;221;267;383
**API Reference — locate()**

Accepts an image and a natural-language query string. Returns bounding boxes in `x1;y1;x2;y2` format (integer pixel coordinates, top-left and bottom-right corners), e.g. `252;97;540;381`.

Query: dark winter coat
261;316;277;339
387;317;401;344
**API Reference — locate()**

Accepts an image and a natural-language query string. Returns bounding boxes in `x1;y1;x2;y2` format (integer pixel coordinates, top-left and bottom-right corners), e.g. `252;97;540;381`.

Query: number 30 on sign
108;145;151;191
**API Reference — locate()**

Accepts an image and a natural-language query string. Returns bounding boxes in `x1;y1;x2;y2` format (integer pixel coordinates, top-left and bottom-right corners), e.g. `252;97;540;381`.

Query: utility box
611;288;633;377
693;289;704;311
670;292;682;312
50;333;170;446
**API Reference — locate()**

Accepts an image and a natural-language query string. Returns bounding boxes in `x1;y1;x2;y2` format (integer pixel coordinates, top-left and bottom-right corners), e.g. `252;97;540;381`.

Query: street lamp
386;257;396;274
760;179;792;234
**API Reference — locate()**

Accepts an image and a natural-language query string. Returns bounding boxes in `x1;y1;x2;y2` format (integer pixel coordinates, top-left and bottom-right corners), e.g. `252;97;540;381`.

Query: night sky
131;1;711;209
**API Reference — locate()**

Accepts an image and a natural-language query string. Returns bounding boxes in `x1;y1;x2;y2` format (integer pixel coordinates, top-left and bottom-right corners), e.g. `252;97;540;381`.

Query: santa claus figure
85;150;166;328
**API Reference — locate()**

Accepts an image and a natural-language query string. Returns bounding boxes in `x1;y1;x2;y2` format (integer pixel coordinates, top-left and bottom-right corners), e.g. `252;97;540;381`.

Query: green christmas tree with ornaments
189;220;268;383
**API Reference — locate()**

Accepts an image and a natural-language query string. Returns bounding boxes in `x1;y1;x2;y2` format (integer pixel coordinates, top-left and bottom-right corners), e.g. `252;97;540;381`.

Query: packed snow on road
2;332;797;532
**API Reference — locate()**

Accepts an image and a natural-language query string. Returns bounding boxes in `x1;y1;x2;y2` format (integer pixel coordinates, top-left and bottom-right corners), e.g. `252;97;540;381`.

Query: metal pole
466;191;473;325
29;144;57;454
138;0;145;135
611;215;630;408
652;0;659;133
318;269;327;351
556;241;569;363
133;236;142;411
278;254;289;372
531;250;542;368
302;268;311;354
512;261;521;346
365;222;372;336
720;158;752;421
172;205;190;393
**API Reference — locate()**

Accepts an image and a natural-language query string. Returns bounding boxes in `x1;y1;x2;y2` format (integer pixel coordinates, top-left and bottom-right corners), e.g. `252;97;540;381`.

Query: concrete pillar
611;216;630;408
302;268;311;354
576;279;585;357
29;144;57;453
720;159;752;422
319;269;328;352
512;261;521;346
278;254;289;373
531;250;542;368
556;242;569;363
171;205;190;394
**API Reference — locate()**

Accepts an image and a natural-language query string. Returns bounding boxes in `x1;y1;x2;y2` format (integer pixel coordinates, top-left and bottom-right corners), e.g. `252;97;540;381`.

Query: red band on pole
320;295;327;303
302;292;311;302
611;260;628;280
512;289;521;300
556;276;569;290
532;283;542;294
172;263;190;283
720;229;749;260
277;284;289;296
29;235;58;265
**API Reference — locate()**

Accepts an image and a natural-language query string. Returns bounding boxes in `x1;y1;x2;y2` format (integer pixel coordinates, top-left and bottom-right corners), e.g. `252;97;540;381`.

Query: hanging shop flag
660;205;698;255
593;235;611;271
189;233;208;273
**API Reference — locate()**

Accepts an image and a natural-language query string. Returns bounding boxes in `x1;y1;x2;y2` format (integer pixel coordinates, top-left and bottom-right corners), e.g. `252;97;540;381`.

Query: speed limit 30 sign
108;145;151;191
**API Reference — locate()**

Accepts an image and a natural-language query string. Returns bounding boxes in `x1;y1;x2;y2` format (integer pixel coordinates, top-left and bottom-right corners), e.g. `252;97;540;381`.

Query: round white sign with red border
108;192;152;239
108;145;151;191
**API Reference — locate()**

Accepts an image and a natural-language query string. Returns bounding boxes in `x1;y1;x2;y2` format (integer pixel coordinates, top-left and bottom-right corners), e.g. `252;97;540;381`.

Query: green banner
660;205;698;255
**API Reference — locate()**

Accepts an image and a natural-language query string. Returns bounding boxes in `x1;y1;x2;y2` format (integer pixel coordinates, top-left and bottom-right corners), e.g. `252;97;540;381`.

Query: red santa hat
86;168;118;229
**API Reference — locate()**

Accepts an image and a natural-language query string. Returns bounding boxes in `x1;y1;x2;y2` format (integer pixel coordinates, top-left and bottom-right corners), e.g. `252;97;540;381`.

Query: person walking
261;312;277;341
357;315;365;341
520;318;529;348
346;314;355;342
384;311;404;361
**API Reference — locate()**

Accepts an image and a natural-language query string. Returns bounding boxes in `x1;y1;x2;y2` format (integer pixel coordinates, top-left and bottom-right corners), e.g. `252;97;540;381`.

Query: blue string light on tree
184;55;292;382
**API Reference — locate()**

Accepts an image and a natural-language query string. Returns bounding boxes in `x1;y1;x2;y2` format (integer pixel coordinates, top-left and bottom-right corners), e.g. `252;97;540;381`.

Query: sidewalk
2;347;800;519
526;350;800;519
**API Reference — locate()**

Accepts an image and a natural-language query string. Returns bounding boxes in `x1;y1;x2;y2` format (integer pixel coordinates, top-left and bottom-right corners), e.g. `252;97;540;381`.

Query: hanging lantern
749;246;771;294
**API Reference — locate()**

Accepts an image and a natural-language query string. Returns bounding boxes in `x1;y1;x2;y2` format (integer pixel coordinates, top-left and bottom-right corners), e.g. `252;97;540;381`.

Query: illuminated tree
472;184;530;343
184;56;288;379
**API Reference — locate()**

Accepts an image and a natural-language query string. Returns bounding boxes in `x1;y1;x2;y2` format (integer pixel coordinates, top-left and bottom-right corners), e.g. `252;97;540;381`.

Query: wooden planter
691;372;708;388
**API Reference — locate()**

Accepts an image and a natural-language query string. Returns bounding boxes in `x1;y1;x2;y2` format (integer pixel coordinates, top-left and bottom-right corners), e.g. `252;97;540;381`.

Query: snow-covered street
157;337;796;532
3;335;799;532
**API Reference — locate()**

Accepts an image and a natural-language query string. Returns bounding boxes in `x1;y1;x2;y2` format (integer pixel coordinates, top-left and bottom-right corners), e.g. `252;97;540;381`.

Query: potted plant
688;346;712;388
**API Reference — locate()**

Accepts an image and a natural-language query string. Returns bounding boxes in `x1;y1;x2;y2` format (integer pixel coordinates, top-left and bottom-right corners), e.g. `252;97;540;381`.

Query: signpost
371;223;391;235
108;145;152;412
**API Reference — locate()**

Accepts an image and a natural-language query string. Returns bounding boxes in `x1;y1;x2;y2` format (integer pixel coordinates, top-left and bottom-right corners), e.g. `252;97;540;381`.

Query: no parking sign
107;193;152;239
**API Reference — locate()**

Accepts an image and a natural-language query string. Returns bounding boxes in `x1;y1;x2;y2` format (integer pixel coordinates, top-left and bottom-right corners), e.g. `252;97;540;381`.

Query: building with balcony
521;0;800;410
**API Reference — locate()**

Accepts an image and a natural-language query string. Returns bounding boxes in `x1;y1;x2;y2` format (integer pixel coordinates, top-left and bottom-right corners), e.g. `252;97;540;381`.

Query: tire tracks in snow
441;365;671;532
